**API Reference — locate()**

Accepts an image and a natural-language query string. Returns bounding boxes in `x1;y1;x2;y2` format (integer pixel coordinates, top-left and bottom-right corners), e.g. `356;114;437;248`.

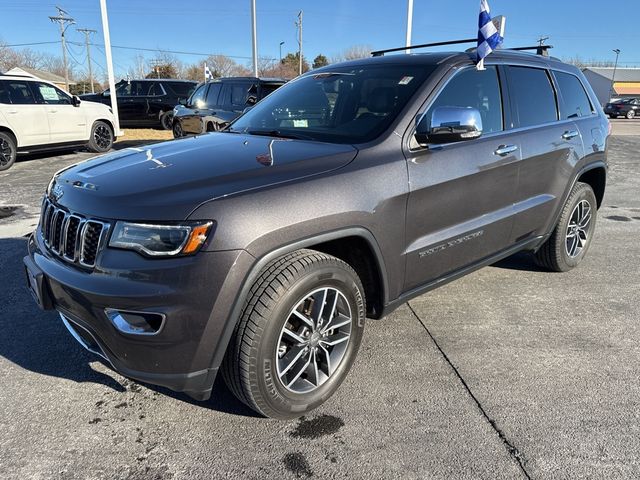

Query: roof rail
371;38;476;57
372;40;554;58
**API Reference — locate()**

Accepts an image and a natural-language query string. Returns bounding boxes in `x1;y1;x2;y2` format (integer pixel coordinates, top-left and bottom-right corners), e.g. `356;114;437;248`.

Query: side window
260;84;280;99
553;71;593;119
189;84;207;107
205;83;222;106
231;84;250;107
4;81;37;105
508;66;558;128
425;66;503;135
0;81;9;104
144;82;164;97
116;82;133;96
35;82;71;105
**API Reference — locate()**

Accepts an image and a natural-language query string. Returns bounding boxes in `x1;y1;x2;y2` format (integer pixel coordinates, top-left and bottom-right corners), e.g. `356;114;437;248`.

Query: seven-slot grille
40;198;109;268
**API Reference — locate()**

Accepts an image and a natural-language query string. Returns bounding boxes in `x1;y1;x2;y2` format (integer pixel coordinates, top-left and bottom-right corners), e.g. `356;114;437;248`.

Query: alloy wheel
0;138;13;167
94;124;112;150
276;287;352;394
565;199;592;258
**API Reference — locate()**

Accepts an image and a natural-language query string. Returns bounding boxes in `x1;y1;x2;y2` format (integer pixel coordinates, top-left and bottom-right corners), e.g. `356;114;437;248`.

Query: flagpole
405;0;414;54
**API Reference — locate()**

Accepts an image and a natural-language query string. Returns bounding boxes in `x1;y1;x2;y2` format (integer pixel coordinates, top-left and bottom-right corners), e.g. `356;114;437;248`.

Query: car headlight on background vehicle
109;221;214;257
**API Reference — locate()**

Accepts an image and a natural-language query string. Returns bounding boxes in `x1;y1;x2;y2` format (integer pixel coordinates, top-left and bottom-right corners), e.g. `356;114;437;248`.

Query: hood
50;133;357;221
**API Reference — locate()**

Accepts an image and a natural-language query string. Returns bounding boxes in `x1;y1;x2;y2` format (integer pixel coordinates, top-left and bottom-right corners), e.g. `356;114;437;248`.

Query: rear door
505;66;584;242
33;82;87;143
404;65;520;290
0;79;49;146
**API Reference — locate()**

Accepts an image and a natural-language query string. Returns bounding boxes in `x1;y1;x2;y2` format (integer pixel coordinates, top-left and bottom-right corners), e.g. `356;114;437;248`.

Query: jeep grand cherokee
25;49;608;419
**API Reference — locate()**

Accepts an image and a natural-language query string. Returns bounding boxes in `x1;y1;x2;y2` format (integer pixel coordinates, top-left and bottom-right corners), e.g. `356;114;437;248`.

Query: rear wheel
222;249;366;419
0;132;17;171
534;182;597;272
87;121;113;153
626;110;635;119
160;111;173;130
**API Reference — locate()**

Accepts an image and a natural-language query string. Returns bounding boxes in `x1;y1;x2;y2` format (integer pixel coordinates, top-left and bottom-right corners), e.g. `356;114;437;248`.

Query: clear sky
1;0;638;78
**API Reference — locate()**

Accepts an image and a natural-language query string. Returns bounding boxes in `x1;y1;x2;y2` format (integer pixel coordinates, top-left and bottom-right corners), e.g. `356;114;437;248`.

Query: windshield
229;64;436;144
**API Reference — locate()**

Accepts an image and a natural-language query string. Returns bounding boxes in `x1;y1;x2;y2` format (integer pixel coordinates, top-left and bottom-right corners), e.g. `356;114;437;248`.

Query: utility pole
405;0;414;54
279;41;284;63
610;49;621;102
250;0;258;77
77;28;96;93
296;10;303;75
49;6;75;92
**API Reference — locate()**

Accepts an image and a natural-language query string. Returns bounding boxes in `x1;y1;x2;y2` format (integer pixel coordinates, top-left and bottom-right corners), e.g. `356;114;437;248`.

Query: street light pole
99;0;122;136
610;49;621;102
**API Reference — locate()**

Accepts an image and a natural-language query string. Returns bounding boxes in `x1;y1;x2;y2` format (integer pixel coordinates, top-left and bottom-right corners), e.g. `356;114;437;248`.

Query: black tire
172;120;183;139
87;121;114;153
0;131;17;171
160;111;173;130
626;110;635;120
534;182;597;272
222;249;366;419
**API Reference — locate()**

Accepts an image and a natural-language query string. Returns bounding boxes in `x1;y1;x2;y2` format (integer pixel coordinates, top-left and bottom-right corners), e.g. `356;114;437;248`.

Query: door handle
562;130;579;140
7;109;18;114
49;109;58;113
494;144;518;156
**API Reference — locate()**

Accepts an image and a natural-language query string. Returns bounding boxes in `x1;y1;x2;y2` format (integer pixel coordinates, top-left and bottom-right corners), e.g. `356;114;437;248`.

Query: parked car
80;79;197;129
171;77;285;138
0;74;116;171
25;48;608;419
604;98;639;119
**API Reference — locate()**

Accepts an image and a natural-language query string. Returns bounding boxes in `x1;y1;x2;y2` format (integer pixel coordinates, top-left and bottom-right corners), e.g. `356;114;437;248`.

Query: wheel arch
93;118;115;137
208;228;389;373
0;126;18;147
577;164;606;208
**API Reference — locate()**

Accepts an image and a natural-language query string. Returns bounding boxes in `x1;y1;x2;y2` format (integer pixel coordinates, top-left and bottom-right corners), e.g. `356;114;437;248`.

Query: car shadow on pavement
492;251;546;272
0;237;258;418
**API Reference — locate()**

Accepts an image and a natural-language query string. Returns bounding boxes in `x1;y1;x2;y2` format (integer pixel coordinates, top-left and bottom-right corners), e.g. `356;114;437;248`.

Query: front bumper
25;229;255;400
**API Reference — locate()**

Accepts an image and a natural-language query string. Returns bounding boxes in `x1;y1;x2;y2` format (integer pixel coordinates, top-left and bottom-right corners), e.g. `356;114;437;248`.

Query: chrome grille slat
39;198;109;269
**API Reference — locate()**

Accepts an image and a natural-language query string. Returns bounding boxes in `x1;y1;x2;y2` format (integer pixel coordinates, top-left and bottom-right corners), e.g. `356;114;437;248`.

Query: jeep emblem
51;183;64;201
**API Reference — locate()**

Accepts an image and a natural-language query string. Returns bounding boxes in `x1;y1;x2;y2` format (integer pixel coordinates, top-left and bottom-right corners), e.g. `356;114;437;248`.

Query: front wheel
222;249;366;419
172;120;184;139
87;121;114;153
626;110;636;120
534;182;597;272
160;111;173;130
0;132;17;171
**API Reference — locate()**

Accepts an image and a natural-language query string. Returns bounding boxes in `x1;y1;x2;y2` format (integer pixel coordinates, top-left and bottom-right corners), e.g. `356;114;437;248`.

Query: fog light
105;308;165;335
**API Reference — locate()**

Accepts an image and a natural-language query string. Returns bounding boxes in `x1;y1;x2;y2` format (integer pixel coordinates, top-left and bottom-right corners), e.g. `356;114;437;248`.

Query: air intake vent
40;198;109;268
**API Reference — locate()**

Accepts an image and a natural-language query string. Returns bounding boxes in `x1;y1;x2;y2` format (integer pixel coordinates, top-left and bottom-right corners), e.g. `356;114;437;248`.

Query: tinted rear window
508;66;557;128
168;82;196;97
554;71;593;119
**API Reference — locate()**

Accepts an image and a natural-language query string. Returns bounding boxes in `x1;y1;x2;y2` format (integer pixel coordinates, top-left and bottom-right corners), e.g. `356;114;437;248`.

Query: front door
33;82;87;143
404;65;519;290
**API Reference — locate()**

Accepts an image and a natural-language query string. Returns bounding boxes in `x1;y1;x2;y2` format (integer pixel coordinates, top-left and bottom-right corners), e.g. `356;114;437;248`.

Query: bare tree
257;56;277;76
332;45;372;63
204;54;244;78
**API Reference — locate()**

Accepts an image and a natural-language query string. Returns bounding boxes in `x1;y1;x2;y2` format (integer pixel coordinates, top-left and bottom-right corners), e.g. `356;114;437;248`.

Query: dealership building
582;67;640;105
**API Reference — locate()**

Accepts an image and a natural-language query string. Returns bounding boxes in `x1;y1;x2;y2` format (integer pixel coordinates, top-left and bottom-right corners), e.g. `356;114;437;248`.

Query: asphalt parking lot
1;120;639;479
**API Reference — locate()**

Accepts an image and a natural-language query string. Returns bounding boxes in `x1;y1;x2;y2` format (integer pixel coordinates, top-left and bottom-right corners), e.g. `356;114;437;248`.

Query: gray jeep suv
24;49;608;419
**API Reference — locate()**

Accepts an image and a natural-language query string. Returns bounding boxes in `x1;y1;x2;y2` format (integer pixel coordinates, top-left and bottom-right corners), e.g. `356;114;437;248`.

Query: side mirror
415;106;483;146
179;98;187;106
71;95;81;107
246;95;257;106
103;90;110;97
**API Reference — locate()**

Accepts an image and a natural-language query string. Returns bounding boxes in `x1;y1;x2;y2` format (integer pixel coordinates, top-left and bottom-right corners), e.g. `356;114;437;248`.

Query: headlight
109;221;214;257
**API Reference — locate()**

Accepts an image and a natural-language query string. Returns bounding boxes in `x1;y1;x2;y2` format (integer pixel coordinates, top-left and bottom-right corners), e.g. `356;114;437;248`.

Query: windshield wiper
247;129;313;141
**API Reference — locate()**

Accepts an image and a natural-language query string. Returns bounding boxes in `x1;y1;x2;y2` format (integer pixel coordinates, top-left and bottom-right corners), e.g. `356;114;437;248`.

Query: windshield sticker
39;86;59;101
398;76;414;85
293;119;308;128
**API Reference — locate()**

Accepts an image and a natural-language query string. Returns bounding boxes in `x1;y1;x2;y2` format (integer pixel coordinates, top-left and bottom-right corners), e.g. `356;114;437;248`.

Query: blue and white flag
204;63;214;81
477;0;503;70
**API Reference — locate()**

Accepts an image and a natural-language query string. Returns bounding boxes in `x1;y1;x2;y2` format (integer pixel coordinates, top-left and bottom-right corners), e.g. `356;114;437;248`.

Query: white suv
0;75;117;171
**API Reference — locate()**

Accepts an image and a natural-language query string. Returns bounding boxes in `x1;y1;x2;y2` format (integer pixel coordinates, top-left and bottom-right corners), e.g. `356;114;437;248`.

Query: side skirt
380;235;547;317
